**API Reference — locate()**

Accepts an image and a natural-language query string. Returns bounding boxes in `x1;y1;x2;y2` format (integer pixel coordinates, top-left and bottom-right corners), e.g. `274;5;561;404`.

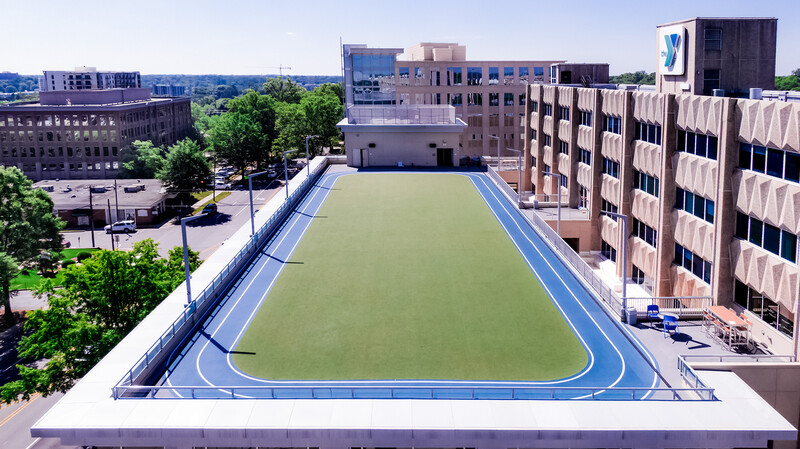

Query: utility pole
113;179;120;222
107;199;115;250
89;186;96;247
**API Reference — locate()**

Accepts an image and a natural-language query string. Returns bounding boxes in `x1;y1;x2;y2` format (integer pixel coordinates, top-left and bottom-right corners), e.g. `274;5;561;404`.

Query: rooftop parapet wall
675;94;726;136
39;88;152;106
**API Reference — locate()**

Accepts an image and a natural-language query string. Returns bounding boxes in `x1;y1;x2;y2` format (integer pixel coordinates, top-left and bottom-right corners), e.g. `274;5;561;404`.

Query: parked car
214;181;232;190
104;220;136;234
201;203;218;215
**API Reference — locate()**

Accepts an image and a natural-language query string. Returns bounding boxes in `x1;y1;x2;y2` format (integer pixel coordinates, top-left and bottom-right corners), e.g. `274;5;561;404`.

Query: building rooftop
345;105;463;125
658;16;777;27
33;179;171;209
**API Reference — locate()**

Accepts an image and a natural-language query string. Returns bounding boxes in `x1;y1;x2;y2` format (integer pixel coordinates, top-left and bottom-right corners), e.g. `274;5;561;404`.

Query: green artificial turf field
232;173;588;381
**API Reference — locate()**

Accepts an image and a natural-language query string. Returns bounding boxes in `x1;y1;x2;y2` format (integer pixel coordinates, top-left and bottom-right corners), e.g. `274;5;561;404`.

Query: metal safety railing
486;165;520;204
677;354;795;396
116;158;330;389
626;296;714;317
112;384;715;401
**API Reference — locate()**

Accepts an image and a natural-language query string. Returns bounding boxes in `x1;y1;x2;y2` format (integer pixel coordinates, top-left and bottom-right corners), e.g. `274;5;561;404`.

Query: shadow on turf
199;329;256;355
260;250;304;265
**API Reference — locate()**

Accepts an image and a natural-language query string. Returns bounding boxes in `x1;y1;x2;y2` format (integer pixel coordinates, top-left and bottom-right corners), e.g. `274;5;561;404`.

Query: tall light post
247;171;269;235
305;135;318;177
489;135;500;169
542;171;564;235
284;148;299;200
181;213;208;305
601;210;629;316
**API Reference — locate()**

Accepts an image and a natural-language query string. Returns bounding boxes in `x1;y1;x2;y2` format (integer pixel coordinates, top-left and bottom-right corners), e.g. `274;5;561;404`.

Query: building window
632;170;659;198
705;28;722;51
559;106;570;122
467;67;482;86
450;93;462;106
634;121;662;145
601;239;617;262
559;141;569;156
489;93;499;106
735;212;797;262
602;115;621;134
531;101;538;113
739;142;800;183
560;175;568;188
543;133;551;147
504;93;514;106
677;130;718;160
601;198;618;215
519;67;529;84
544;103;552;116
675;188;715;224
602;157;620;178
489;67;499;85
519;94;525;106
448;67;462;86
503;67;514;85
580;110;592;127
531;156;536;167
703;69;721;95
632;264;654;294
579;148;591;166
543;164;551;174
467;93;482;106
674;244;712;284
533;66;544;77
531;129;537;140
735;280;794;338
578;185;589;209
632;218;658;248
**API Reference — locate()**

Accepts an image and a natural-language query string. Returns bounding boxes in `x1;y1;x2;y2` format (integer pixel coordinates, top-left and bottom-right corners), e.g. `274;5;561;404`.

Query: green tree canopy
263;77;307;103
209;112;263;175
1;239;200;401
0;166;64;323
775;69;800;91
273;102;308;153
226;90;278;165
118;140;165;179
157;139;212;191
301;87;343;154
609;71;656;85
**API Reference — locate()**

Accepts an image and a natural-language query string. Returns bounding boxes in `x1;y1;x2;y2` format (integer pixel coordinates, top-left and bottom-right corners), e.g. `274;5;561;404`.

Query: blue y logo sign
664;33;681;68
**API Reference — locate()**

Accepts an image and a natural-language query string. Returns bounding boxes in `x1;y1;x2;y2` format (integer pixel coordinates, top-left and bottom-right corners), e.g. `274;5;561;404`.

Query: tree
774;69;800;91
0;240;200;401
157;139;212;191
226;90;278;166
209;112;263;175
0;167;64;323
273;102;308;153
301;87;343;154
609;71;655;85
118;140;165;179
313;82;343;104
263;77;307;103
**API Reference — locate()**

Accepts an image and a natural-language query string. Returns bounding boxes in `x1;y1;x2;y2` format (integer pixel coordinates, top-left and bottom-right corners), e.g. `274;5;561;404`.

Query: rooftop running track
157;168;662;400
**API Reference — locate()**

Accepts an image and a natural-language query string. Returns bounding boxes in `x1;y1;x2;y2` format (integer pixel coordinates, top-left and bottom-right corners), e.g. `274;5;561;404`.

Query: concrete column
655;94;677;297
521;84;534;192
532;85;545;193
589;89;604;251
567;86;580;208
617;90;635;279
711;97;739;306
548;86;561;196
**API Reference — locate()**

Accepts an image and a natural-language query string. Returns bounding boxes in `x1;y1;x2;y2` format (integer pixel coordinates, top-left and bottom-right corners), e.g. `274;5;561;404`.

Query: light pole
88;185;96;247
601;210;629;315
305;135;318;177
181;213;208;305
247;170;269;235
542;171;564;235
284;148;299;200
489;135;500;169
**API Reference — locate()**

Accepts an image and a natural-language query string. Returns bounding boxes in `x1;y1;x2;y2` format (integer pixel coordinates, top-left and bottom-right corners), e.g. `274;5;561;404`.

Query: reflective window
489;67;499;85
504;93;514;106
467;67;482;86
447;67;462;86
352;53;396;105
736;212;797;262
602;115;621;134
519;67;529;84
503;67;514;85
735;280;793;338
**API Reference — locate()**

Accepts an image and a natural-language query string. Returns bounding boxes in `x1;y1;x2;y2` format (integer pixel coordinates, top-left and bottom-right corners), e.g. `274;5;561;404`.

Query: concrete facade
655;18;777;96
0;90;191;180
343;43;565;159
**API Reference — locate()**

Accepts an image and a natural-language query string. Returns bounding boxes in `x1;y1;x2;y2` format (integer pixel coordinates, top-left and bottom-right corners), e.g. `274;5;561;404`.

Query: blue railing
113;384;715;401
678;353;795;395
117;159;330;388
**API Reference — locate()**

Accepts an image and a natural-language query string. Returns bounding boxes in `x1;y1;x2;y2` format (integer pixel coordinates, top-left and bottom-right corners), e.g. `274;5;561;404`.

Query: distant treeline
608;71;656;85
0;75;39;93
140;74;342;92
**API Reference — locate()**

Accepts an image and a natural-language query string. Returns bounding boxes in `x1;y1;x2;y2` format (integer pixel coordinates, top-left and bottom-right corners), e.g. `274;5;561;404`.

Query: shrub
61;260;75;268
76;252;93;263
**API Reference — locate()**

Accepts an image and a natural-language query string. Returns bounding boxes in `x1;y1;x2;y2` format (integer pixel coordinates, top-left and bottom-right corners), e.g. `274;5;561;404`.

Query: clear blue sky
4;0;799;76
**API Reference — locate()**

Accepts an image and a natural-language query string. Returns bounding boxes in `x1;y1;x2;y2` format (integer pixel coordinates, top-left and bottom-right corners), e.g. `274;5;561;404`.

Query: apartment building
0;88;191;180
343;43;568;157
525;17;798;355
39;66;141;91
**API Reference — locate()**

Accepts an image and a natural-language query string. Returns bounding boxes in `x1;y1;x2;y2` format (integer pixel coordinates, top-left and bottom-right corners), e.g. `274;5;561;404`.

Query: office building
0;88;191;180
39;66;141;91
525;17;798;356
343;43;567;158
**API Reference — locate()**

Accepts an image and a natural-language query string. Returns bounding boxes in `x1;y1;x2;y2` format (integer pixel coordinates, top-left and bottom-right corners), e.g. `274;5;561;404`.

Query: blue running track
158;169;661;400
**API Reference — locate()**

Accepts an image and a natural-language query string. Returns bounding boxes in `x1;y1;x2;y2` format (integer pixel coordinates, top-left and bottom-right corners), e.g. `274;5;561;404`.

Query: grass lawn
10;248;100;290
191;192;231;215
232;173;588;381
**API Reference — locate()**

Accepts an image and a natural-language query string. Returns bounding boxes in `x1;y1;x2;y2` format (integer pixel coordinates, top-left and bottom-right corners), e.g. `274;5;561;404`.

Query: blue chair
663;315;679;337
647;304;660;326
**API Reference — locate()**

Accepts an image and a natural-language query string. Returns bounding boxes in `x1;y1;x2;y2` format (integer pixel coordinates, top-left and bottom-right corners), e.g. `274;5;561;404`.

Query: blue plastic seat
647;304;660;326
663;315;679;337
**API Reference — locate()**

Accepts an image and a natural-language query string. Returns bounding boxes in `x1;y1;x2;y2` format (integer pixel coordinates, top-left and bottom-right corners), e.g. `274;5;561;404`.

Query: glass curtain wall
352;54;396;105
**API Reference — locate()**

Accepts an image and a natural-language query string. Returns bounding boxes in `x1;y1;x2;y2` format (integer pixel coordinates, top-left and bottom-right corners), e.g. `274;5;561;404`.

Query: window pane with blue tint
736;212;749;239
786;152;800;183
739;142;751;169
782;231;797;263
753;145;766;172
692;256;703;278
685;192;694;215
706;200;715;223
763;223;781;255
694;196;705;219
708;136;718;160
696;134;707;158
703;260;712;284
675;187;684;209
767;148;784;178
675;244;683;265
684;249;692;270
750;217;763;246
687;133;695;153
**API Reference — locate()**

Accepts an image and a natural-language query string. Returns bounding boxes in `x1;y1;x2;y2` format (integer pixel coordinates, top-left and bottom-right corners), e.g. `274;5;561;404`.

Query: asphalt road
0;392;78;449
62;182;282;259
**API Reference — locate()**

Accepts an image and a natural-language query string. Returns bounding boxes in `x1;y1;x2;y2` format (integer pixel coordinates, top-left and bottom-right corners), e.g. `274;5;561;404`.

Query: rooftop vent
40;185;54;192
